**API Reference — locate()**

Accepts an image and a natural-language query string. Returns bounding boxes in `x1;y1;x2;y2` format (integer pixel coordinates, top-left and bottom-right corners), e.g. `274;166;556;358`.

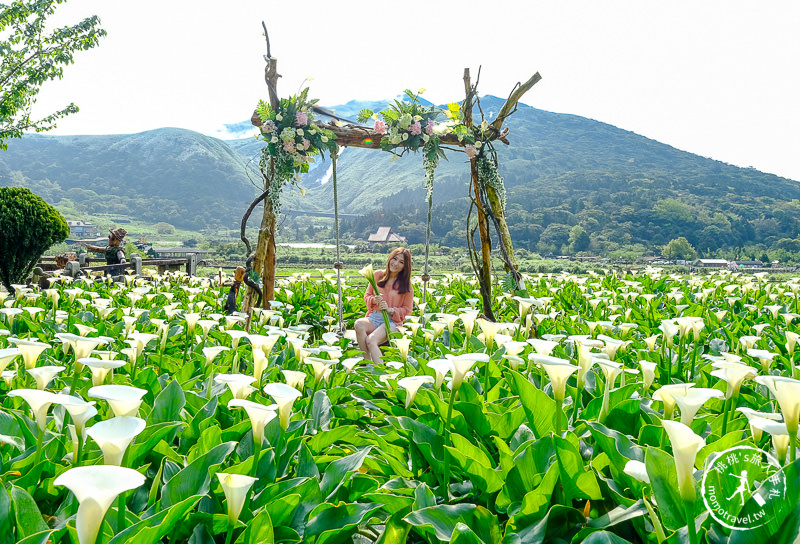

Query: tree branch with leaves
0;0;106;150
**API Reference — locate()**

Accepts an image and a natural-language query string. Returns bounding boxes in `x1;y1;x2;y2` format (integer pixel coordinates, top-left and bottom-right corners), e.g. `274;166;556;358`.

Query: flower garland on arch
357;89;466;203
355;90;507;208
255;88;338;215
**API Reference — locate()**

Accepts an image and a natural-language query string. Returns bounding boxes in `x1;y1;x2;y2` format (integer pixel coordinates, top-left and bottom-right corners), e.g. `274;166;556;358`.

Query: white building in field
695;259;729;268
66;220;97;238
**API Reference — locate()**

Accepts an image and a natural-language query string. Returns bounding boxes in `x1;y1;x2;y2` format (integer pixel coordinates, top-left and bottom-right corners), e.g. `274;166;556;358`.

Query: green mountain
2;97;799;255
0;128;260;231
292;96;800;254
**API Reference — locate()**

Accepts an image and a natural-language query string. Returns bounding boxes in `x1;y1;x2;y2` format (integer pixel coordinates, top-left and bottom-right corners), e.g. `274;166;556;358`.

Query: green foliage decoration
0;0;107;150
476;154;507;211
0;186;69;293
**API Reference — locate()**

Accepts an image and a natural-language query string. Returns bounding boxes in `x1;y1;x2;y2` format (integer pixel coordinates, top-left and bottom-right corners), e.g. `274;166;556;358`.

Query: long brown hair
377;247;412;294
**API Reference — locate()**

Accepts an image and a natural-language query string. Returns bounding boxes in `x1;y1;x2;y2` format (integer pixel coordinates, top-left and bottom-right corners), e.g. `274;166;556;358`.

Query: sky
30;0;800;181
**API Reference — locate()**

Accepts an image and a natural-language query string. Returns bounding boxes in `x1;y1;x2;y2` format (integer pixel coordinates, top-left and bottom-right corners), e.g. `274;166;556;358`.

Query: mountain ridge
2;97;798;254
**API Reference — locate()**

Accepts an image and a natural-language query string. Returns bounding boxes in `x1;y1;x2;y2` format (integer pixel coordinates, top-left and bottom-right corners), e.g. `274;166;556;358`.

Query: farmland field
1;267;799;544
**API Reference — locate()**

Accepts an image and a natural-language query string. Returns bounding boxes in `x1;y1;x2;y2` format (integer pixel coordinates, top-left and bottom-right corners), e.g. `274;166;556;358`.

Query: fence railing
37;253;199;279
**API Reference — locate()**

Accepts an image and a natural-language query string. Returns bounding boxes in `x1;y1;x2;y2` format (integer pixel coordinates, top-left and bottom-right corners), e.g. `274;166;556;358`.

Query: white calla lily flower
445;353;489;391
79;358;126;386
736;407;782;442
527;338;559;356
750;420;793;464
2;370;16;388
86;416;146;465
393;337;412;362
0;348;21;374
8;388;59;430
638;360;657;390
671;387;724;426
459;310;479;338
529;354;579;403
88;385;147;417
228;399;277;444
282;369;307;390
653;383;695;420
476;318;500;350
214;373;256;399
202;345;230;366
125;332;158;358
785;331;800;355
7;338;49;369
305;356;336;384
263;383;303;430
27;365;65;390
662;419;705;502
54;394;97;437
217;472;258;526
397;375;435;408
184;312;202;335
623;460;650;483
427;359;451;388
755;375;800;456
340;357;365;375
710;361;756;399
251;348;269;384
54;465;145;544
224;330;250;350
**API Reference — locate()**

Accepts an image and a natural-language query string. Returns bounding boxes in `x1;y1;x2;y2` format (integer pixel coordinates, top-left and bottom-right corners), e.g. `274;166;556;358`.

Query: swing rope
422;188;433;305
331;150;345;336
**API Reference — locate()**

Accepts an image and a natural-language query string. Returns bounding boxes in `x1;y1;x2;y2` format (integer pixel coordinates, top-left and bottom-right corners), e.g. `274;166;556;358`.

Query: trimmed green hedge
0;187;69;293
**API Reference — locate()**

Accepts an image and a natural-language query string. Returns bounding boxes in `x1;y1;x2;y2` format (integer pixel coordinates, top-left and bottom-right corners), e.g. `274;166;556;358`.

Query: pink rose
374;119;387;135
410;121;422;136
425;118;435;135
296;112;308;126
283;140;296;153
302;138;311;150
464;145;478;159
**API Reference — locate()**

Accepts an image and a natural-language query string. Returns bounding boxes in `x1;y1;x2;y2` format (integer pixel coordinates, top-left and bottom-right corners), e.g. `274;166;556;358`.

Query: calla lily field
1;267;800;543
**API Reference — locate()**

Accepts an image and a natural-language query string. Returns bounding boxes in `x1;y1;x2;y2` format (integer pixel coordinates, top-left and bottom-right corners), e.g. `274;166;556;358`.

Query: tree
662;237;697;261
568;225;590;253
156;222;175;235
538;223;572;253
0;186;69;293
0;0;106;150
653;198;693;224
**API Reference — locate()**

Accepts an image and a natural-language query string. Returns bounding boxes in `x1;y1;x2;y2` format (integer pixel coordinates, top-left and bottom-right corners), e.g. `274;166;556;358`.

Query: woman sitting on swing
355;247;414;363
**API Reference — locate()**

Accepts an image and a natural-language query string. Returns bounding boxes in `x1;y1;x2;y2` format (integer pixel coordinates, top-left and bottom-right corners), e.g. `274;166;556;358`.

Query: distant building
695;258;729;268
367;227;407;245
151;247;212;258
67;220;97;238
731;260;763;269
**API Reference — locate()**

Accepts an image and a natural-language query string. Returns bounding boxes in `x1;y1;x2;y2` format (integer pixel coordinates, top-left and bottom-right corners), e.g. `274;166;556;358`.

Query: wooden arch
243;28;541;321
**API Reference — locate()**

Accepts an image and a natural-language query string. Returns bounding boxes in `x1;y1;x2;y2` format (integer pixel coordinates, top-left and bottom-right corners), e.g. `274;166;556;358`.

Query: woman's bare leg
366;325;388;364
354;318;377;360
